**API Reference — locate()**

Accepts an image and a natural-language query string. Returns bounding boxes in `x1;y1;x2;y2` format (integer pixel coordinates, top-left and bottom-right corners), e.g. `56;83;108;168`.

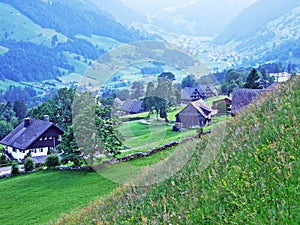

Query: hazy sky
120;0;259;14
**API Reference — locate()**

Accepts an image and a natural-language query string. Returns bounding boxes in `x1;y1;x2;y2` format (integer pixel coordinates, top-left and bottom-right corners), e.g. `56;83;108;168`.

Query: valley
0;0;300;224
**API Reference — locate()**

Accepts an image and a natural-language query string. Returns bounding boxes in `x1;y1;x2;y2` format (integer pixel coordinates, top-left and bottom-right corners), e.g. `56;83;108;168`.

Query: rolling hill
0;0;149;83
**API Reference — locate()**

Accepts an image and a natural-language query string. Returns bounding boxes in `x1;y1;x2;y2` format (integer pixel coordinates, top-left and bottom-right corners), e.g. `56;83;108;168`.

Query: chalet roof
182;85;206;100
231;88;265;116
0;118;64;150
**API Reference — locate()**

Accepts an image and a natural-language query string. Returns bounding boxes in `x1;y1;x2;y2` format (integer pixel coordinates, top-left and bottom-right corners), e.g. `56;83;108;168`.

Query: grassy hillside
51;77;300;224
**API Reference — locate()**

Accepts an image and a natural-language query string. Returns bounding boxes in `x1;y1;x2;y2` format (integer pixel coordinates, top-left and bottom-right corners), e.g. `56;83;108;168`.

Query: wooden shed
175;99;212;128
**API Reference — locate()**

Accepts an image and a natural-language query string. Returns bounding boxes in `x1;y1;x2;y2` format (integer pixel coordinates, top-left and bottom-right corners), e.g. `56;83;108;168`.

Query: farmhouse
121;99;144;114
0;116;64;164
269;72;291;82
181;85;206;102
175;99;212;128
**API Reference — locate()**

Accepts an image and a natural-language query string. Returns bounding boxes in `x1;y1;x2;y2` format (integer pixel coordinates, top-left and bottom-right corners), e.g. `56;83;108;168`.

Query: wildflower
290;155;295;160
222;179;227;186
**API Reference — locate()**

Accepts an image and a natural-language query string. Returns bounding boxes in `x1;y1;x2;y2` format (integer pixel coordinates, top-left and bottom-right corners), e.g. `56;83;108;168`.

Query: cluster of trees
0;40;75;82
0;85;49;108
142;72;180;122
0;100;27;139
220;66;276;94
29;88;123;167
56;38;105;60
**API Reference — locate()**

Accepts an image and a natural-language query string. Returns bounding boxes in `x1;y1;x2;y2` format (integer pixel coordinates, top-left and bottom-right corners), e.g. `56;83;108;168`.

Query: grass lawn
119;120;197;153
0;170;116;225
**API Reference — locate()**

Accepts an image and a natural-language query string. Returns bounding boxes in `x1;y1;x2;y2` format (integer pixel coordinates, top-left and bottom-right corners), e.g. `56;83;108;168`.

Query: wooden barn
175;99;212;128
212;97;232;115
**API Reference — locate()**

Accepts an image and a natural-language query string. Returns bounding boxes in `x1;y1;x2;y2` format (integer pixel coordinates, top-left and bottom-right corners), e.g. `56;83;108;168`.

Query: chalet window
40;148;43;153
49;136;52;140
40;137;43;141
44;137;47;140
13;148;17;152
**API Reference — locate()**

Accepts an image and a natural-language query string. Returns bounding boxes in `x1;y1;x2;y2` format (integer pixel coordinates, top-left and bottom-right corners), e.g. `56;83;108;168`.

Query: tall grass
50;77;300;224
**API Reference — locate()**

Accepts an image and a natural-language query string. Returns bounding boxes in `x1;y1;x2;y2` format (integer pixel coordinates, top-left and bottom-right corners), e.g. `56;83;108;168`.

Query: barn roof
231;88;265;116
177;99;212;119
265;82;280;91
0;118;64;150
190;99;212;118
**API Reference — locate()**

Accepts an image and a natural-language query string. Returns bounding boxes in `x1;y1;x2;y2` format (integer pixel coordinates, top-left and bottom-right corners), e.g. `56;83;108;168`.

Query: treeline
56;38;105;60
1;0;147;43
0;37;108;82
0;85;50;108
0;40;74;82
0;100;27;140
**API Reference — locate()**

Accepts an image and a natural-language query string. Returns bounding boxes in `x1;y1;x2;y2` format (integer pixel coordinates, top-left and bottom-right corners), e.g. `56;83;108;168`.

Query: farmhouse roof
265;82;280;91
231;88;265;116
0;118;64;150
121;99;143;114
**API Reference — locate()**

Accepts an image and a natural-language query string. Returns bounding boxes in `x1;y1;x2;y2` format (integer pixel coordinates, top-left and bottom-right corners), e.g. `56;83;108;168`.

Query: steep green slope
52;76;300;224
1;0;146;43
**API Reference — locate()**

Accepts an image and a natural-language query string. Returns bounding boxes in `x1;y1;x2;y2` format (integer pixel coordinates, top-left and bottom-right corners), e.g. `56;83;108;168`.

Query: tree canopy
244;68;263;89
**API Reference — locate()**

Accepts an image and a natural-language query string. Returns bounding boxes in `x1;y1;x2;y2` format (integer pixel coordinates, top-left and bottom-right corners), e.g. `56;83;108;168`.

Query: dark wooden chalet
0;117;64;164
181;85;206;102
201;85;217;98
175;99;212;128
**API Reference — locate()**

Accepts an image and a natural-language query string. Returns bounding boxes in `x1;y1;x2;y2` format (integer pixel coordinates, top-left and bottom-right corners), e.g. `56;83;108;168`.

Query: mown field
0;171;116;225
51;77;300;224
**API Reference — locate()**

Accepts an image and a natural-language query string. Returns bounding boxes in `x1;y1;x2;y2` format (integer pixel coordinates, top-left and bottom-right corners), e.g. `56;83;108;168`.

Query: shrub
45;154;60;169
0;154;7;165
24;157;35;172
11;160;19;175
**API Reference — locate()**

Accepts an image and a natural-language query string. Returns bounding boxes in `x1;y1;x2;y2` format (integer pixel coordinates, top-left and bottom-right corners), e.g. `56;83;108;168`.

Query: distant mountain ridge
147;0;257;36
90;0;147;25
214;0;300;64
